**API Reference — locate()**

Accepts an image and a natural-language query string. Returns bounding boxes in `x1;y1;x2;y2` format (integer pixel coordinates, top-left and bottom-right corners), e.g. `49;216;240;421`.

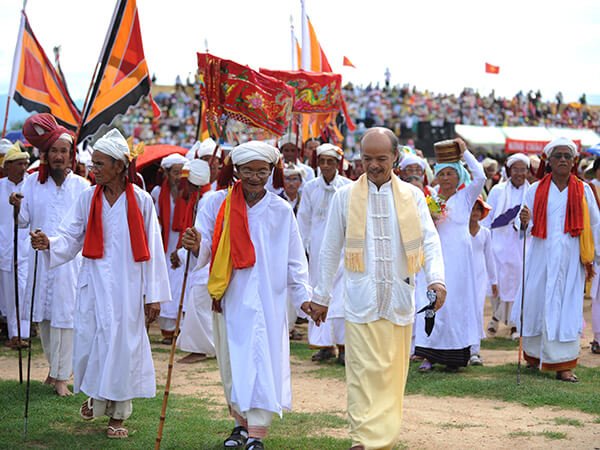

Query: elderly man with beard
309;128;446;450
10;113;90;396
482;153;531;340
181;141;311;450
515;137;600;383
30;129;169;438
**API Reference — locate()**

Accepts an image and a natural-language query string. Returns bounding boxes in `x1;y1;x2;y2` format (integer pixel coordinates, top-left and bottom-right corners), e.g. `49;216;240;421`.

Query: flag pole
517;226;527;385
74;62;100;144
290;15;295;70
4;3;27;138
1;97;11;138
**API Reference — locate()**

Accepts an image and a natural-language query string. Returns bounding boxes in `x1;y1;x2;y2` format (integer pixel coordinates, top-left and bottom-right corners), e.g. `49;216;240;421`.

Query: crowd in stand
117;76;600;152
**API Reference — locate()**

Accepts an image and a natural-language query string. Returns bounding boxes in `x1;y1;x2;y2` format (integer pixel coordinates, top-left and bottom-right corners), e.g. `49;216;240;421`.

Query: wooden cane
24;229;41;437
517;227;527;385
13;204;23;384
155;202;200;449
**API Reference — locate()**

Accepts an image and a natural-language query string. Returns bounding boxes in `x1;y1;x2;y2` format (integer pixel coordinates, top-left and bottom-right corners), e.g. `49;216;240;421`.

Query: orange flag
485;63;500;74
343;56;356;68
8;11;81;130
78;0;158;141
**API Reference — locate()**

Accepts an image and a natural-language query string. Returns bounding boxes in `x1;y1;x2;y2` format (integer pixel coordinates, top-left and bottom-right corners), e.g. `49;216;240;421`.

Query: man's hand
9;192;23;209
428;282;447;311
309;302;328;326
145;302;161;323
181;227;201;256
212;299;223;313
519;206;531;230
491;284;499;298
30;230;49;250
170;251;181;269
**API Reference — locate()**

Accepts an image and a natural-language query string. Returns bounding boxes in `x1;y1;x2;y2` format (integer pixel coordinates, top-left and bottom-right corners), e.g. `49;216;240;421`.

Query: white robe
471;226;497;336
511;180;600;343
481;180;529;303
297;174;351;346
415;150;485;350
0;177;29;328
47;184;171;401
19;172;89;328
151;185;185;320
194;190;310;414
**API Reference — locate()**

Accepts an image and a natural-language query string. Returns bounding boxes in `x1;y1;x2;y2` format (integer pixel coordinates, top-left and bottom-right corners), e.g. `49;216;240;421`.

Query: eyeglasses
510;167;529;174
550;153;573;160
237;167;272;178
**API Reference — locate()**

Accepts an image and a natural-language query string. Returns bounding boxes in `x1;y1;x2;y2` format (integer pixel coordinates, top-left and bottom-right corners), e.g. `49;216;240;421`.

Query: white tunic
151;185;184;319
19;172;89;328
511;180;600;341
297;174;352;319
47;184;171;401
481;180;529;303
471;226;497;335
194;190;310;414
415;150;485;349
0;177;29;318
313;176;445;326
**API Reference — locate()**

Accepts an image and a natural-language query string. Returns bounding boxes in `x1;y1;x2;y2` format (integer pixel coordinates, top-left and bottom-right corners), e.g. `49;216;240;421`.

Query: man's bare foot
54;380;73;396
177;353;207;364
107;418;128;439
44;375;56;385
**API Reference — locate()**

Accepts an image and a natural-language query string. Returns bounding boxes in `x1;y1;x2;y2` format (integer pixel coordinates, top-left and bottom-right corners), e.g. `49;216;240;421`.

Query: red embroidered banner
259;69;342;114
197;53;294;137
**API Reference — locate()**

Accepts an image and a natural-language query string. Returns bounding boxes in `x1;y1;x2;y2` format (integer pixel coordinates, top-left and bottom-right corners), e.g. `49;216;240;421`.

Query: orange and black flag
78;0;159;142
8;11;81;130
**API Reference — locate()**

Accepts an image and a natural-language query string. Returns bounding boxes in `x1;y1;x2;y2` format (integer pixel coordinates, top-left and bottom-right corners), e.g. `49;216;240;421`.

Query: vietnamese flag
343;56;356;68
485;63;500;74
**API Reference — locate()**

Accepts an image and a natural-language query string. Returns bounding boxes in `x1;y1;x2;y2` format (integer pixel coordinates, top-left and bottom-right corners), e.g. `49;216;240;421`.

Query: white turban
283;162;306;179
278;133;298;149
197;138;222;159
187;159;211;186
93;129;130;165
400;153;426;170
58;132;74;144
316;143;344;160
482;157;498;170
231;141;281;166
77;149;92;165
161;153;188;169
506;153;530;168
0;138;12;155
186;141;201;160
543;137;578;157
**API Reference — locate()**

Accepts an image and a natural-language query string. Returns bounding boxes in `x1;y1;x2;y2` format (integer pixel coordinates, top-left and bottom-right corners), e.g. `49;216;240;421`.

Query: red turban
22;113;75;183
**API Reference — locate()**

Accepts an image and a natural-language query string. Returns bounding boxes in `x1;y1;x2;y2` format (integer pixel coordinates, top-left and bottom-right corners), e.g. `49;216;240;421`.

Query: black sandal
245;440;264;450
224;426;248;448
591;340;600;354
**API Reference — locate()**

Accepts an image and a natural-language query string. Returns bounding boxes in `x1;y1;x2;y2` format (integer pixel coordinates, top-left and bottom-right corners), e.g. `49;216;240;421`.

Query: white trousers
0;270;30;339
177;285;215;355
39;320;73;381
213;312;273;435
92;399;133;420
308;317;345;346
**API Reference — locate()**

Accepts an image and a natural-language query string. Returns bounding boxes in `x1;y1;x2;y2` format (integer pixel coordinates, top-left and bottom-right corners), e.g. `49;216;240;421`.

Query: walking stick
24;230;40;437
517;226;527;385
13;204;23;384
155;202;200;449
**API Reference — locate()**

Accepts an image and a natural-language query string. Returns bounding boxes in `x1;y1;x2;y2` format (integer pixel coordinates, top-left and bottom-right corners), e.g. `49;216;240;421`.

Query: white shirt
313;176;445;326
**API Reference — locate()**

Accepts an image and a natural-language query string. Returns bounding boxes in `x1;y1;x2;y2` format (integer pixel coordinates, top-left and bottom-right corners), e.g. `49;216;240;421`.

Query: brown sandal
556;371;579;383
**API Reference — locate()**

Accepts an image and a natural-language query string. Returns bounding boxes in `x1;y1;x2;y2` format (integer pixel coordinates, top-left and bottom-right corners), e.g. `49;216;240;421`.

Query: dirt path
1;304;598;448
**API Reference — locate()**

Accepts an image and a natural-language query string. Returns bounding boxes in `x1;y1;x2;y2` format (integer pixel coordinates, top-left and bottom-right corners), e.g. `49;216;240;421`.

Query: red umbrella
135;145;187;170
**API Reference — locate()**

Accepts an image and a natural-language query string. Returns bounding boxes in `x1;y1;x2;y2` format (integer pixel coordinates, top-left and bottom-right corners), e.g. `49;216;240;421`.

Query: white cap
231;141;281;166
93;129;130;165
187;159;211;186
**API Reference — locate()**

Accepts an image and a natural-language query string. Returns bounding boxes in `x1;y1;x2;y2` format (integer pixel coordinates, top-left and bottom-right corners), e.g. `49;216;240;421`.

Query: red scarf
532;174;584;239
82;183;150;262
210;181;256;270
157;179;187;253
175;184;212;248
